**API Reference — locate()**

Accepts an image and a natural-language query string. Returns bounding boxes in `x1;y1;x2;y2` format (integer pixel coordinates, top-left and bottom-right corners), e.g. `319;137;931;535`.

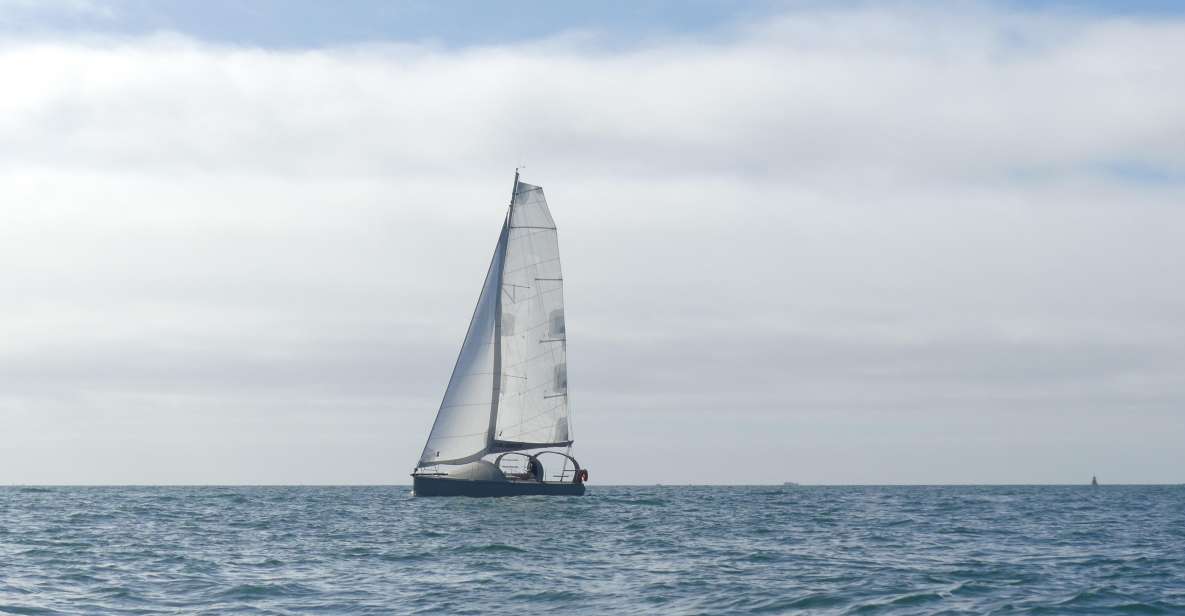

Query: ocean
2;485;1183;614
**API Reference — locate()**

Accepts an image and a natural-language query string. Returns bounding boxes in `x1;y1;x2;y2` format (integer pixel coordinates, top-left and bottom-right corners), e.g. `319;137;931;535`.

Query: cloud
1;4;1183;483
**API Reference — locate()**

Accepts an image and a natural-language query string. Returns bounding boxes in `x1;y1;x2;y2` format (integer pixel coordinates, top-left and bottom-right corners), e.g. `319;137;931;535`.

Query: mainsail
418;175;572;467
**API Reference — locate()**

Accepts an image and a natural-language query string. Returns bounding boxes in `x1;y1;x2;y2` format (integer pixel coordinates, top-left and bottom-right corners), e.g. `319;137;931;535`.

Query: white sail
491;182;573;451
418;176;572;468
418;221;508;466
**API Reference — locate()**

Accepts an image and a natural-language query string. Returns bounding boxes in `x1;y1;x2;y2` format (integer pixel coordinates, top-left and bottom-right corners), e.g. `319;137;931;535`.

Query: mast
485;170;519;445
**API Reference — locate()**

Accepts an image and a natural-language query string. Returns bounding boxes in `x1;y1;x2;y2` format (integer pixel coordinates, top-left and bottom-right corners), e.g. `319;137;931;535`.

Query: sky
1;1;1183;485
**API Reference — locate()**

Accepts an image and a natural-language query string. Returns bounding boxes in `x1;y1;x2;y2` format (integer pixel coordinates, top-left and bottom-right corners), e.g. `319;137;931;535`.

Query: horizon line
4;483;1181;488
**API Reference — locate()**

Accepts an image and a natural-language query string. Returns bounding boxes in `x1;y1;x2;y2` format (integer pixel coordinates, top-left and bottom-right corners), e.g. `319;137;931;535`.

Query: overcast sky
2;1;1183;485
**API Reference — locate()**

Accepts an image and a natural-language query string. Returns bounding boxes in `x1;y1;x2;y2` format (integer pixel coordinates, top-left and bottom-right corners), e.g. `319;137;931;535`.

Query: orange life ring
575;469;589;484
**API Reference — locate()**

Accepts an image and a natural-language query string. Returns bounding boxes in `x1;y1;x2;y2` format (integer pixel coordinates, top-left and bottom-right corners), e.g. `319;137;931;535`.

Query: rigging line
503;318;551;335
507;229;558;243
497;422;565;440
505;230;557;246
495;403;567;431
502;377;555;397
497;396;565;419
504;229;554;246
504;350;567;378
425;429;491;440
501;319;562;341
505;389;561;405
506;226;555;241
501;347;566;371
513;226;556;241
501;255;561;277
501;289;564;307
496;430;557;444
501;287;563;305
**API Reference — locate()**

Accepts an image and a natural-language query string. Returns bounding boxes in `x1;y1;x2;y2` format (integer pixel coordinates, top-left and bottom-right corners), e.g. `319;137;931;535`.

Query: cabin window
549;310;565;336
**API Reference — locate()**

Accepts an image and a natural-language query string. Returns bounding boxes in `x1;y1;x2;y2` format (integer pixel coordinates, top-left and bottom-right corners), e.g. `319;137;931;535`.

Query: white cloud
2;5;1184;484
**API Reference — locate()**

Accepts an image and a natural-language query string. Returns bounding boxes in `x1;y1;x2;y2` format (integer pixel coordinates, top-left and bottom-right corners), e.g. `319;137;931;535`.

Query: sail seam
501;380;557;397
502;255;560;276
502;347;567;371
495;404;567;432
501;426;567;440
501;288;563;306
425;430;490;440
501;318;557;337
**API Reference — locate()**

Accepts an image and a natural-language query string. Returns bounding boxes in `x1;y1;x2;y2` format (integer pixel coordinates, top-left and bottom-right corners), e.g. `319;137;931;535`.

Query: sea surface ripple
2;485;1184;614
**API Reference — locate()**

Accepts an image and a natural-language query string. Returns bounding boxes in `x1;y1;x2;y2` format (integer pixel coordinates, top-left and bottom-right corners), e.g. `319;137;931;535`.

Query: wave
215;583;315;601
0;604;59;615
455;543;528;554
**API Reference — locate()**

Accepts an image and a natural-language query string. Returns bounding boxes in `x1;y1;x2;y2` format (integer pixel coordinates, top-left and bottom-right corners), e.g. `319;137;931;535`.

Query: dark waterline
3;485;1183;614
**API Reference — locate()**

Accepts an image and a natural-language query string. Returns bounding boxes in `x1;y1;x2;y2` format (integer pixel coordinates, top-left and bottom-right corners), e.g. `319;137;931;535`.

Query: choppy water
2;485;1184;614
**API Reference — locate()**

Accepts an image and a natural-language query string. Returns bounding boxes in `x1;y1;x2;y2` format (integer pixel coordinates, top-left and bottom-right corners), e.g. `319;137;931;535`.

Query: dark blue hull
413;476;586;497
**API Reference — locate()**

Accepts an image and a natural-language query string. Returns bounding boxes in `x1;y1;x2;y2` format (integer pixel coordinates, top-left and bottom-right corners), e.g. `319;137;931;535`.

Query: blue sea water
2;485;1184;615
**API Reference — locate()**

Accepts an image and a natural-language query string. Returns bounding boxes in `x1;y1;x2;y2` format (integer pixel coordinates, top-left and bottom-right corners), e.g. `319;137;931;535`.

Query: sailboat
411;171;587;497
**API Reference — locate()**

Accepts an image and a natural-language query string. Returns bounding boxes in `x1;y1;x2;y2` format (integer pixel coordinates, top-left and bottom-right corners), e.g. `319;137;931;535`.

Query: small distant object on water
1092;475;1099;487
784;482;799;487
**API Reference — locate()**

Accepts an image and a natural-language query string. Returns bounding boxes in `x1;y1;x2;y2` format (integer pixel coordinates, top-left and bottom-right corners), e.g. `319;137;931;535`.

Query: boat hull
413;476;586;497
